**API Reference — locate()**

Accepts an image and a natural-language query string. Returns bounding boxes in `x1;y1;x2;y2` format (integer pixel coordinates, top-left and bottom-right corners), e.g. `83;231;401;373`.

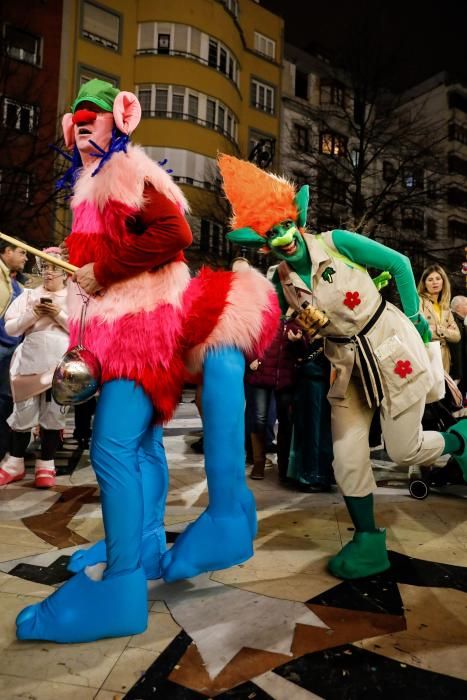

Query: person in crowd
417;264;461;373
246;317;305;481
0;248;69;487
287;338;334;491
450;295;467;397
0;241;28;462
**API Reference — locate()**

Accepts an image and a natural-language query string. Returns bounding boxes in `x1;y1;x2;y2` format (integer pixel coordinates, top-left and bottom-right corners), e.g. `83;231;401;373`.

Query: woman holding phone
0;247;69;487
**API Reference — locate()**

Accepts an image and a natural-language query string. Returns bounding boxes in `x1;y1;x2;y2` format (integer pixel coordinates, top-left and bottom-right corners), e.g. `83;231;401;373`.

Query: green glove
372;271;392;291
409;312;432;343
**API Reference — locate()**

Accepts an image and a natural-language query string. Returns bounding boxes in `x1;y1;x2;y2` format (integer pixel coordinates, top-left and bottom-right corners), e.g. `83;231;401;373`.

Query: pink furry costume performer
15;79;279;644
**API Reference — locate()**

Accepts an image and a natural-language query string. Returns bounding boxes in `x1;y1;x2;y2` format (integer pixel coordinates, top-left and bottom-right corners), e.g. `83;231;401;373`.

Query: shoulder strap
315;232;366;273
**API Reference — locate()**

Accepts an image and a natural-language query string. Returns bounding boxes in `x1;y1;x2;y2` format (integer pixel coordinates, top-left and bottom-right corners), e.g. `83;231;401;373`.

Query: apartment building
59;0;283;266
1;1;63;246
280;47;467;290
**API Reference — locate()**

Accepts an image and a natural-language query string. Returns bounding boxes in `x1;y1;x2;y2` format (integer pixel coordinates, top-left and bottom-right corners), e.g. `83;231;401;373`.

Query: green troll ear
226;227;265;249
294;185;309;228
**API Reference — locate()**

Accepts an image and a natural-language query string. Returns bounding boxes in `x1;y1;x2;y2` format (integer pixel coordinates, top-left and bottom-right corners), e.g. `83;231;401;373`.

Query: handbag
425;340;445;404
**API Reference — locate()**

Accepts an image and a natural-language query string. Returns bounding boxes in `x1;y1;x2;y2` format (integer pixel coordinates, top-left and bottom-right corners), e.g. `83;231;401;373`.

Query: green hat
71;79;120;114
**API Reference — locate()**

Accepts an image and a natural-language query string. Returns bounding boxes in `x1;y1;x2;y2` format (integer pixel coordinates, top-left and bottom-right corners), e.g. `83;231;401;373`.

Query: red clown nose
72;109;98;124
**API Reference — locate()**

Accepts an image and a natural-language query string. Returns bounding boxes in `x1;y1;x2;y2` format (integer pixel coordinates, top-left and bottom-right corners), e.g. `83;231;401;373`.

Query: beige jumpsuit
279;232;445;497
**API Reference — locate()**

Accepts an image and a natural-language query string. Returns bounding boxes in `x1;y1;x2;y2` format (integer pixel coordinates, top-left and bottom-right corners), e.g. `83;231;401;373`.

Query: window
200;219;210;252
4;25;41;65
449;122;467;145
383;161;396;182
426;217;437;238
2;98;36;133
188;94;199;122
157;33;170;54
172;90;184;118
448;186;467;209
319;131;347;156
219;47;227;74
217;105;225;133
294;69;308;100
320;81;346;107
448;91;467;113
254;32;275;59
401;208;424;230
138;87;152;114
0;170;31;202
248;130;275;168
136;86;237;140
208;39;218;68
294;124;309;152
402;167;423;190
448;218;467;238
206;99;216;128
155;88;168;116
81;1;120;51
448;154;467;177
318;175;347;205
222;0;239;17
251;79;274;114
78;66;119;87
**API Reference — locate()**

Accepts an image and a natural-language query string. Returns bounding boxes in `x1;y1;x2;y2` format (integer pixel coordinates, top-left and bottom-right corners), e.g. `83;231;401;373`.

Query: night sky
261;0;467;89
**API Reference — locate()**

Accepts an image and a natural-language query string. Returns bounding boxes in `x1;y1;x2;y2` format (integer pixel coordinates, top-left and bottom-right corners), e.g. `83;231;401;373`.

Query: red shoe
0;468;25;486
34;459;56;489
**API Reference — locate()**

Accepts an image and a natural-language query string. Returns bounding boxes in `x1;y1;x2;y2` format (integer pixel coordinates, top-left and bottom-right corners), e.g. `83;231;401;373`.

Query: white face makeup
73;103;114;157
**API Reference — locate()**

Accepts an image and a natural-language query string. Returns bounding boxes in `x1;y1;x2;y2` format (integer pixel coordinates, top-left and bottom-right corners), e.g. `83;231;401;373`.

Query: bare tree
0;24;67;248
283;10;450;279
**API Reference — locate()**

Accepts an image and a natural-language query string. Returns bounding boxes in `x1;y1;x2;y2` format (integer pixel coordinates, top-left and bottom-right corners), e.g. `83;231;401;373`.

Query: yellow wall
59;0;283;228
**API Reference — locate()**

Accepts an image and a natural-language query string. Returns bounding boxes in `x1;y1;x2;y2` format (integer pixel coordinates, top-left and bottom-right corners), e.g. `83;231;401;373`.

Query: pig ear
62;113;75;149
113;91;141;134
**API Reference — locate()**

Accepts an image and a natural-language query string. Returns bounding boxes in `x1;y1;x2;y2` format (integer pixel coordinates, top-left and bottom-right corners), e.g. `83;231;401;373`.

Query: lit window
402;167;423;190
319;131;346;156
2;98;36;133
251;79;274;115
4;25;41;65
81;1;120;51
254;31;275;59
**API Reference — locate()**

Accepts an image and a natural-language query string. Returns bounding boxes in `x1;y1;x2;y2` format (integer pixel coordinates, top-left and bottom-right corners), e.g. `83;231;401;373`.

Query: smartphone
40;297;53;304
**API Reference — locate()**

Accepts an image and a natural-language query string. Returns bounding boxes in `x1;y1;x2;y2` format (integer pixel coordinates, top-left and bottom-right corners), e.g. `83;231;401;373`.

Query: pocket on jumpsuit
372;334;429;418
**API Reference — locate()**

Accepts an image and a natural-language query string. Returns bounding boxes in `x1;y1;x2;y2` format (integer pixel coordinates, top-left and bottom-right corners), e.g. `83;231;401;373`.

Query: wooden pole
0;232;78;273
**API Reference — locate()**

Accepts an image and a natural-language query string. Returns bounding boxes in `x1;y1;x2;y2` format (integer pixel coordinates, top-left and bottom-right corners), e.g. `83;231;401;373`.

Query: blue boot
17;381;156;643
16;568;147;642
161;347;256;582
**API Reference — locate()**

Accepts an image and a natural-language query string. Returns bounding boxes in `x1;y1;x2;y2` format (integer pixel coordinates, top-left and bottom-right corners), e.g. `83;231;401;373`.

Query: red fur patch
181;268;233;348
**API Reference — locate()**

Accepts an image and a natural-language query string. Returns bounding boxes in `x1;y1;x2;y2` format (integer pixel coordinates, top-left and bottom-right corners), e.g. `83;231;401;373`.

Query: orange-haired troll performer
15;81;280;644
219;153;467;580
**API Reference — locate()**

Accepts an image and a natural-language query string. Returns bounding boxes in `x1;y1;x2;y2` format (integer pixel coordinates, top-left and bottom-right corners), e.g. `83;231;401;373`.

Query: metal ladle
0;231;101;406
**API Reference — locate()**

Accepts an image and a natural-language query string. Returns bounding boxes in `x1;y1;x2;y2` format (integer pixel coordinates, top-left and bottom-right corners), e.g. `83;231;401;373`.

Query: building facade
58;0;283;268
0;1;64;247
280;48;467;292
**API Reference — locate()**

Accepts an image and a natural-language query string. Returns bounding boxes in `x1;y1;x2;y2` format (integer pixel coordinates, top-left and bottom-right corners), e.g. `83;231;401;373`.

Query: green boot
446;419;467;481
328;530;390;580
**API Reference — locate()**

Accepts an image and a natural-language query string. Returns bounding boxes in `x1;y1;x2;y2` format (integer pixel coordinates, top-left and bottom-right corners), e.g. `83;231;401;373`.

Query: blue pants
90;380;168;578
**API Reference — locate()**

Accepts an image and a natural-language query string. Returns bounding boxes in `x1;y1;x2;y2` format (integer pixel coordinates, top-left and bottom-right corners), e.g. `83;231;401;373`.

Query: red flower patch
343;291;361;310
394;360;413;379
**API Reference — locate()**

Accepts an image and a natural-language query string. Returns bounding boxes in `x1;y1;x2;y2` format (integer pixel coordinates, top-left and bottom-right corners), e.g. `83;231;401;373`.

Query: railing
136;48;239;88
251;101;274;115
140;109;238;144
82;29;118;51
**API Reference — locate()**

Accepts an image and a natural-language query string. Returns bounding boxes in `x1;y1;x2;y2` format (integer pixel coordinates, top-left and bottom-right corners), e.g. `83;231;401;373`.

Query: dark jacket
245;320;306;391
